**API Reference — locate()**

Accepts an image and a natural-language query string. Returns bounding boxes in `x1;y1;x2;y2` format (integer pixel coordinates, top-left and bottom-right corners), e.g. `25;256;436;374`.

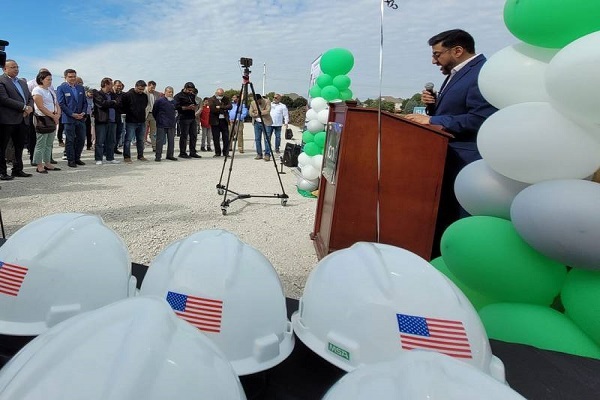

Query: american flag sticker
166;291;223;333
397;313;472;359
0;261;28;297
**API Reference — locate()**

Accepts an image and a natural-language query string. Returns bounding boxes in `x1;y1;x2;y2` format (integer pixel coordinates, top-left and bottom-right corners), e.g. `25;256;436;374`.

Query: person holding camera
174;82;200;159
208;88;232;157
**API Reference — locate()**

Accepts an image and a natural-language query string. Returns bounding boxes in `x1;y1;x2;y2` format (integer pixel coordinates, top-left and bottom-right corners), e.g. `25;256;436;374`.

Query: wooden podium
310;101;452;261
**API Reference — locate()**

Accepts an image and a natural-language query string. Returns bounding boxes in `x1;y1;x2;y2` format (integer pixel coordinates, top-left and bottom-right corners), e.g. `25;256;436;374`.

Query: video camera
0;40;8;69
240;57;253;68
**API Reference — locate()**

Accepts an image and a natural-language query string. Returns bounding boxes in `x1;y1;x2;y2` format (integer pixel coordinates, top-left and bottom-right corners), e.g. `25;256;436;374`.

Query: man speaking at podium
405;29;497;256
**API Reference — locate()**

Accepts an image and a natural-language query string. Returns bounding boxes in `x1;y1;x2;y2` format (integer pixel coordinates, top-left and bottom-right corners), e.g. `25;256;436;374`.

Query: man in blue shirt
56;69;88;168
228;94;248;153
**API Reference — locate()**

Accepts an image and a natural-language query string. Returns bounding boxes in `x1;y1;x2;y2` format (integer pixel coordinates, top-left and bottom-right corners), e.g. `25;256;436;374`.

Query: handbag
34;114;57;134
285;128;293;140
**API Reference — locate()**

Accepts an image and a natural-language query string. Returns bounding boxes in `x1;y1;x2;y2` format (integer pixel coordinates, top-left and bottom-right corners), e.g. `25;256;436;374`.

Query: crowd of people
0;61;290;185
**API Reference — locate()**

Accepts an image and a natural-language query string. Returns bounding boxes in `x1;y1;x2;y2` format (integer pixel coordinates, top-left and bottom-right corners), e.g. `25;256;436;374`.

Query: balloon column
433;0;600;359
297;48;354;195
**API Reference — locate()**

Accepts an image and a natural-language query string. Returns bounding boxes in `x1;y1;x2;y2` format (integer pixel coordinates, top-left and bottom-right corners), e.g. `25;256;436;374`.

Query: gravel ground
0;124;317;299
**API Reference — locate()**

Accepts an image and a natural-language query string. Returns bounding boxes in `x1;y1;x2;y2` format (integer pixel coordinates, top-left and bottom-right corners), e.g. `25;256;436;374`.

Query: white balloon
454;159;529;220
311;154;324;170
478;102;600;184
310;97;328;113
306;119;325;133
297;152;311;167
305;109;318;122
479;42;558;109
546;31;600;125
301;164;320;180
297;178;319;191
317;109;330;125
511;180;600;270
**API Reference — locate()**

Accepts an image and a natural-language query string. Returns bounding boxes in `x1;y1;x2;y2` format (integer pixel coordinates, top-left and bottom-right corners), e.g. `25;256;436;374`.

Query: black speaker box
282;143;301;167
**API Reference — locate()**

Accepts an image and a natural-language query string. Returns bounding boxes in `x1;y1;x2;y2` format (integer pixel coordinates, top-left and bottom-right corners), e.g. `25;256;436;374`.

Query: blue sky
2;0;515;99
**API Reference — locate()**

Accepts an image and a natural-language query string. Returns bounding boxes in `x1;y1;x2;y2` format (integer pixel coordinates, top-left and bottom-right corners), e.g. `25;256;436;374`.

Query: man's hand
404;114;431;125
421;90;436;105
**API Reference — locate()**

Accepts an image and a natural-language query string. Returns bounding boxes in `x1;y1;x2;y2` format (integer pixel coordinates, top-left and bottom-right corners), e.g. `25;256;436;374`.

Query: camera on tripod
0;40;8;68
240;57;253;68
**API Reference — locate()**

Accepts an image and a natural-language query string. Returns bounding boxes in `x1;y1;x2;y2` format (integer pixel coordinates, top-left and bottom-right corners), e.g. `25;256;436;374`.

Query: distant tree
362;98;395;113
224;89;239;99
401;93;424;112
292;96;308;108
354;98;362;106
280;95;294;108
265;91;276;100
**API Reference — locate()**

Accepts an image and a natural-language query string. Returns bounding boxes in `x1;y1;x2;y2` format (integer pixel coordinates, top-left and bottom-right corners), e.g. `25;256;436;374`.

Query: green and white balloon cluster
432;0;600;360
297;48;355;193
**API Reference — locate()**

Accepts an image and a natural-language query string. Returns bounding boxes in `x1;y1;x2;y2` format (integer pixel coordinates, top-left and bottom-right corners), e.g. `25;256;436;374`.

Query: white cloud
34;0;514;99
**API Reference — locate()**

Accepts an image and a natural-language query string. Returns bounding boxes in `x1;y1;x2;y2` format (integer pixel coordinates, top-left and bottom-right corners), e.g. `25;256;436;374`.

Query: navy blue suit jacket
56;82;87;123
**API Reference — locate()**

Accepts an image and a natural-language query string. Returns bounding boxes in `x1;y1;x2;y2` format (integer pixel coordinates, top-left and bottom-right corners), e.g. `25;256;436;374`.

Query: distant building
380;96;404;112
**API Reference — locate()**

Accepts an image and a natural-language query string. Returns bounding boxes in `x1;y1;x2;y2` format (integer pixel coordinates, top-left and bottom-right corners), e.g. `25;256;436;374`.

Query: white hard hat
140;229;294;375
323;350;525;400
0;296;246;400
0;213;136;336
291;242;505;381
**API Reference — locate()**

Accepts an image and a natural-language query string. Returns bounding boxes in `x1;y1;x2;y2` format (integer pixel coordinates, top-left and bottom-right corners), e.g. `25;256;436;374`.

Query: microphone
424;82;436;116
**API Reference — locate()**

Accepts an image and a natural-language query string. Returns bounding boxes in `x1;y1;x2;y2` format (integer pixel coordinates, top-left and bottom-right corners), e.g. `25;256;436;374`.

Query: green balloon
332;75;351;91
479;303;600;360
339;88;353;101
441;216;567;305
430;257;499;311
309;84;321;99
302;131;315;144
304;142;319;157
504;0;600;48
562;268;600;346
316;74;334;89
320;48;355;76
320;85;340;102
313;131;326;148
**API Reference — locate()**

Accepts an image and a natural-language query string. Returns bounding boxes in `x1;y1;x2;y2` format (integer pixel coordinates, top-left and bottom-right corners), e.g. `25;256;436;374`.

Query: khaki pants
229;121;244;151
146;113;157;149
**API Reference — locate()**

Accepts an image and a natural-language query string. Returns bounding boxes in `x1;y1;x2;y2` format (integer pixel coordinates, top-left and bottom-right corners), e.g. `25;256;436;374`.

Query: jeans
269;125;282;152
253;121;270;156
156;127;175;160
179;118;198;155
64;120;86;162
115;115;125;149
95;122;116;161
124;122;145;159
201;126;212;149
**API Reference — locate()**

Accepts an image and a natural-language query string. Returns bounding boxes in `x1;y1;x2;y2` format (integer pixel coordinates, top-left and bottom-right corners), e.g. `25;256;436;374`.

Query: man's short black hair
428;29;475;54
148;80;156;86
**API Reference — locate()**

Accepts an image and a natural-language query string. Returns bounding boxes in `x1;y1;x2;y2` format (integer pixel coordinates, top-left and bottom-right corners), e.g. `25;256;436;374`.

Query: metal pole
262;63;266;95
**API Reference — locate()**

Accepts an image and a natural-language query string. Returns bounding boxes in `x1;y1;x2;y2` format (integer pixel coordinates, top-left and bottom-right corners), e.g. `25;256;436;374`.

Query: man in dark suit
208;88;232;157
406;29;497;256
0;59;34;180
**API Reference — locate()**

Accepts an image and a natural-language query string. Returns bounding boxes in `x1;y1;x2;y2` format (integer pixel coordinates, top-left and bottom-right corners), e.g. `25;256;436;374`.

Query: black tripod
216;61;288;215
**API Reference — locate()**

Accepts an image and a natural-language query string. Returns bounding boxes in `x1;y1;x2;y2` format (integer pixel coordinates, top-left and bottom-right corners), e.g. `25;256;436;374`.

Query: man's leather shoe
50;159;58;164
179;153;191;159
0;173;14;180
166;156;178;161
190;153;201;158
12;171;32;178
114;149;123;155
75;160;86;166
68;162;77;168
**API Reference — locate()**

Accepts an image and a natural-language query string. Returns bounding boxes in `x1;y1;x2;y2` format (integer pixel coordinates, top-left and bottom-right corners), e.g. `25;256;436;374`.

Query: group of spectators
0;61;290;185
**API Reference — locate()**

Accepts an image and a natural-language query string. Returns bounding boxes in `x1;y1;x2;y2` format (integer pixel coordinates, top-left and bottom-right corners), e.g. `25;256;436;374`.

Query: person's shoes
166;156;178;161
36;168;48;174
30;162;37;167
138;157;148;162
190;153;201;158
58;142;65;147
254;155;262;160
12;171;32;178
200;147;206;152
95;160;103;165
263;155;271;161
239;149;245;153
107;159;121;164
0;173;14;180
114;149;123;155
86;147;92;151
179;153;191;159
124;157;132;164
213;154;221;158
275;149;280;154
155;158;161;162
68;162;77;168
62;155;67;160
75;160;85;166
50;159;57;164
45;166;61;171
207;147;212;151
152;147;156;152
